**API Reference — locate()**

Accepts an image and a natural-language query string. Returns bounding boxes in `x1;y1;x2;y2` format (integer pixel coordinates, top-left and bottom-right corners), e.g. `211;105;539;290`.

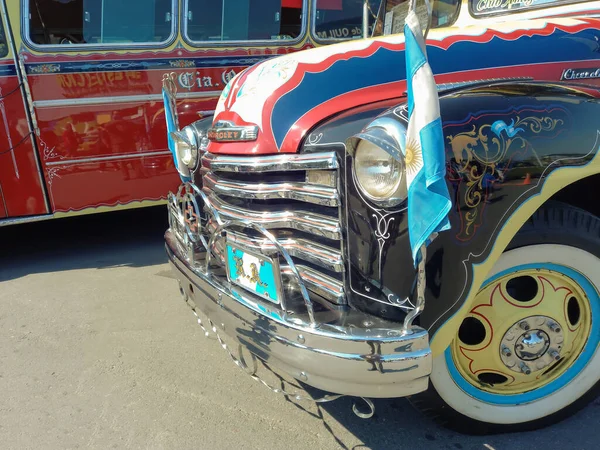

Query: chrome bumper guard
166;182;432;399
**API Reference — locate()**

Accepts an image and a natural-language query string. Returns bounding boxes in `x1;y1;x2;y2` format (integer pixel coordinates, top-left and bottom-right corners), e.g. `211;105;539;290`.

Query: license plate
225;242;282;304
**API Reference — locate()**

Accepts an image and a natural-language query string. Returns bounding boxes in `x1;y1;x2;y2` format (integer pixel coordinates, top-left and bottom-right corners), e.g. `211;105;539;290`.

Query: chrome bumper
166;229;432;399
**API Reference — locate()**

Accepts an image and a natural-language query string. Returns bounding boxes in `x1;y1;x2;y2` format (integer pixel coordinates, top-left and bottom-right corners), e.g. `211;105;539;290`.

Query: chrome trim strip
202;151;339;173
282;265;344;304
203;188;341;240
45;150;172;166
33;91;220;108
0;213;53;227
0;180;7;213
204;172;339;207
209;221;344;273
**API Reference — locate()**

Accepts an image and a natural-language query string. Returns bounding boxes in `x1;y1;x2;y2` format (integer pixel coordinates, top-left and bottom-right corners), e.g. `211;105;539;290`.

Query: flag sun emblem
404;136;423;178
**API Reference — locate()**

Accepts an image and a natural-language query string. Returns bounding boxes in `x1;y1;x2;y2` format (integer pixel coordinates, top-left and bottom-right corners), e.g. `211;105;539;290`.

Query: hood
208;17;599;155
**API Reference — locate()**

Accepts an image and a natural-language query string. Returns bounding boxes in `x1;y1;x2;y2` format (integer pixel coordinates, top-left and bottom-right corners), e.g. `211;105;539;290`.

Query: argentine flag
403;9;452;266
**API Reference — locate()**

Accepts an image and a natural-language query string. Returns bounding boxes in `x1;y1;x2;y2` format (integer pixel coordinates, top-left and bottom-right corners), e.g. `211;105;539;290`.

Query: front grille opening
212;170;307;184
217;193;339;216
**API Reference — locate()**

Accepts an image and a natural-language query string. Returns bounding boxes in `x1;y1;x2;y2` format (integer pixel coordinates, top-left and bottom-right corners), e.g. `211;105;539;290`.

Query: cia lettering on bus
177;72;216;91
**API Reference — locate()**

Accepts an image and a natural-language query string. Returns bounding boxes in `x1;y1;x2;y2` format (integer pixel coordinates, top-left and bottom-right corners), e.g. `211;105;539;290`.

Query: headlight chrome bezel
348;117;408;208
170;116;213;174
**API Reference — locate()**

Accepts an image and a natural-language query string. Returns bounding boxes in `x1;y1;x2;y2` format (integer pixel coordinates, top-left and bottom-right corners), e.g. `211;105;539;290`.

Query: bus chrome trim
45;150;172;166
33;91;221;108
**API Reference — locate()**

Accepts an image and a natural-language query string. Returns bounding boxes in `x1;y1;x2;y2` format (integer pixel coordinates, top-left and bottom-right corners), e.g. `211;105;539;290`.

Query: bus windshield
373;0;461;36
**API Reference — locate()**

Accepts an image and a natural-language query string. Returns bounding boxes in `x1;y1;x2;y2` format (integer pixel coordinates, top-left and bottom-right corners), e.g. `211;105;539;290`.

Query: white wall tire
410;202;600;434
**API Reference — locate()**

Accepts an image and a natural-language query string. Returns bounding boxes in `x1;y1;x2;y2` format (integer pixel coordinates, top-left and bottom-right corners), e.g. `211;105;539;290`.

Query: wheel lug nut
519;362;532;375
516;343;524;351
501;345;512;357
524;332;531;340
549;349;560;361
548;321;561;333
520;321;531;331
537;330;544;339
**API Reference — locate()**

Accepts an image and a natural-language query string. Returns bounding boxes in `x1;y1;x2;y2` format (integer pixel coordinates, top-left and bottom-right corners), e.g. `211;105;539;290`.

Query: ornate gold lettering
246;263;268;289
233;253;247;279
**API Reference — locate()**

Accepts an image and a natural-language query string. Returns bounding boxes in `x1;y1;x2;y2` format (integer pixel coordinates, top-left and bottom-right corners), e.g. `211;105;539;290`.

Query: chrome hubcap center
499;315;564;374
515;330;550;360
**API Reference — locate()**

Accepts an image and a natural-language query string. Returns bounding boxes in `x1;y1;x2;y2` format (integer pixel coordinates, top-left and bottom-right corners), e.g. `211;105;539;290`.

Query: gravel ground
1;206;599;450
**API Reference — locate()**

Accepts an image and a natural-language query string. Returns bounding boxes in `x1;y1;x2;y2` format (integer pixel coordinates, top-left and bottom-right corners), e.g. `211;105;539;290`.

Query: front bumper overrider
166;227;433;399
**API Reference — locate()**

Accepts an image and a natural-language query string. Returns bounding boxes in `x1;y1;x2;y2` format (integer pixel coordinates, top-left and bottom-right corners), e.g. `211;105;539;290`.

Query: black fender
302;81;600;356
426;81;600;354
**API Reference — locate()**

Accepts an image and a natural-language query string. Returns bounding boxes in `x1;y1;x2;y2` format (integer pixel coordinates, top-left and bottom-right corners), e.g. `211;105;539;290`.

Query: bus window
374;0;461;36
185;0;304;43
313;0;382;41
27;0;174;46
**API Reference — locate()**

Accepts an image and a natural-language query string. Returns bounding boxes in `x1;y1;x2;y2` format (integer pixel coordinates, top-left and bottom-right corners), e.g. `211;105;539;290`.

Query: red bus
0;0;380;225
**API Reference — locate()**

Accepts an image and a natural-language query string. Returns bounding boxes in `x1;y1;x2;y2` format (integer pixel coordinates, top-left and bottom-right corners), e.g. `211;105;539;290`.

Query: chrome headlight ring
170;117;212;174
347;117;408;208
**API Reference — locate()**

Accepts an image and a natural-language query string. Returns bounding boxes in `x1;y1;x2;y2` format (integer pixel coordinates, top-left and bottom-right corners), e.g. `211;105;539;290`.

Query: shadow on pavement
0;206;169;282
304;393;600;450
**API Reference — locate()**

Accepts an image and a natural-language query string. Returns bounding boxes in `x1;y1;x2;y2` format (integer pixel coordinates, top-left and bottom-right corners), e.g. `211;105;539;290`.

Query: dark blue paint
0;64;17;77
271;27;600;148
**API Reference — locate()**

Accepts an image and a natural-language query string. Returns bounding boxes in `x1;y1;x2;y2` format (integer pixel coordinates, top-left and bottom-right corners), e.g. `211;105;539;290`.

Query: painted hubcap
499;315;564;374
514;329;549;361
451;268;592;395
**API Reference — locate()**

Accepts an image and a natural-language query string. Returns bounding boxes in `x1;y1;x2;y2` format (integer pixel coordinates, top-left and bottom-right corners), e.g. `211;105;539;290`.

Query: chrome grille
197;151;345;307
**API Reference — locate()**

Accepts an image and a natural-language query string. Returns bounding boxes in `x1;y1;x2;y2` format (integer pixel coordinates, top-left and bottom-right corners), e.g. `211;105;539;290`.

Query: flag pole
402;244;427;331
403;0;425;334
400;0;451;331
362;1;369;38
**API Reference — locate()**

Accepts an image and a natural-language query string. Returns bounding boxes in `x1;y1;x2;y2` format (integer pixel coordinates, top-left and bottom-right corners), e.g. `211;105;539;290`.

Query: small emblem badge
207;120;259;142
561;68;600;81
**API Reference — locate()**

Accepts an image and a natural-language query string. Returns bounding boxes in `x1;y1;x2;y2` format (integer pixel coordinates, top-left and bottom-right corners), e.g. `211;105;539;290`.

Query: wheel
410;201;600;434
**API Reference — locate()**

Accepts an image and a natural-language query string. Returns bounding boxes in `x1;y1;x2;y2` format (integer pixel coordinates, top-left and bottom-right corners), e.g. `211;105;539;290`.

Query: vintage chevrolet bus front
163;0;600;434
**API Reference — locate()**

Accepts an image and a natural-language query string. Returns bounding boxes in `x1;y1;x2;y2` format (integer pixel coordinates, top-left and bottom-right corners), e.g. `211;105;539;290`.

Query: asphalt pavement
1;206;599;450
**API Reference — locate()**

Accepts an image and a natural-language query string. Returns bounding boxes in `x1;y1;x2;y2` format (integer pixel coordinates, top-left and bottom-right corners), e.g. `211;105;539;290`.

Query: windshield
373;0;461;36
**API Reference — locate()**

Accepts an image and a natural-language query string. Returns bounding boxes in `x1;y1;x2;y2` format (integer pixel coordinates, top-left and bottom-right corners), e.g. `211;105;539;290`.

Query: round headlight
172;128;199;170
354;139;404;202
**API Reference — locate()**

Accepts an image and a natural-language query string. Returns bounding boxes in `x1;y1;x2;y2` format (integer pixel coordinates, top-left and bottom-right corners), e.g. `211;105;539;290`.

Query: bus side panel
23;53;282;213
0;61;48;217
